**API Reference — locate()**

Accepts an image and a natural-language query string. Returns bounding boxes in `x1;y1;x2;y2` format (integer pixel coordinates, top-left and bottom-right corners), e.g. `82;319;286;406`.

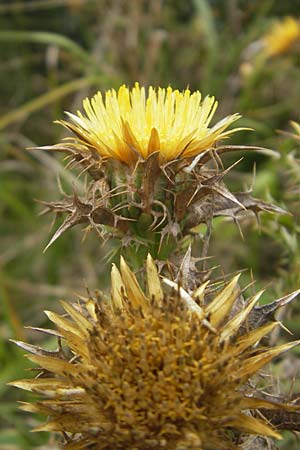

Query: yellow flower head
263;16;300;57
59;83;244;164
11;256;299;449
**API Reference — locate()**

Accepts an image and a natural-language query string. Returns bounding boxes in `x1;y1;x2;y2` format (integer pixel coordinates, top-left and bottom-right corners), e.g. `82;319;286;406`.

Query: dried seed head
11;256;300;449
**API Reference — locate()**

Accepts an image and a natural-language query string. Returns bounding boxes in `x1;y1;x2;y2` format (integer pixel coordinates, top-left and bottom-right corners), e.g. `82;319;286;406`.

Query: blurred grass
1;0;300;447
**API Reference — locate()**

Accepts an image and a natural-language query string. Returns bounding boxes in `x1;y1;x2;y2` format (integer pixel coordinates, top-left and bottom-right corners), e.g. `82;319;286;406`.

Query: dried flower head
11;256;300;449
263;16;300;57
57;83;245;164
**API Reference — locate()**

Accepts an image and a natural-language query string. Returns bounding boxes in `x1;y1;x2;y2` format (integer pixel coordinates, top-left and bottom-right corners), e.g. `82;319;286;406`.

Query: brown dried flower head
11;256;300;449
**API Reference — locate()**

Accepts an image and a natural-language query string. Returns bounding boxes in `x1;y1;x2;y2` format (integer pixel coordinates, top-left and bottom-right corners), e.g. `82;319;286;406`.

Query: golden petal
33;414;103;433
173;130;197;159
206;274;241;327
237;340;300;378
147;127;160;155
146;253;163;303
241;396;300;412
111;263;126;310
220;290;264;342
226;413;281;439
44;310;85;338
38;399;90;412
120;257;148;308
162;277;205;319
85;298;97;322
112;130;133;163
19;401;56;415
121;119;144;159
57;328;89;360
55;120;95;148
18;402;41;413
192;280;210;305
9;378;83;395
32;420;72;433
25;354;79;376
60;301;93;336
235;322;279;354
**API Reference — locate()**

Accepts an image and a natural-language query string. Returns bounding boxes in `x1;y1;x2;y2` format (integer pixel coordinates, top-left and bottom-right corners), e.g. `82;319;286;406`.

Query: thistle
36;83;284;265
11;256;300;449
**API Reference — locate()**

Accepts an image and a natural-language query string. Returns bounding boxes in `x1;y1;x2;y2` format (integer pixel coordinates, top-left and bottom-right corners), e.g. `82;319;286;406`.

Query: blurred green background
1;0;300;448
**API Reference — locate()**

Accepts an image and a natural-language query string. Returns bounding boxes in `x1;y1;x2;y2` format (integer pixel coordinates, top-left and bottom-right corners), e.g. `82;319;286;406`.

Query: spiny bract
11;256;300;449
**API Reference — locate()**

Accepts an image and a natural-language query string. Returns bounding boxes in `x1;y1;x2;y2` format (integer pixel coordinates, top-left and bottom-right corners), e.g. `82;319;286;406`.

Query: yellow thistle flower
58;83;245;164
39;83;283;254
263;16;300;57
11;257;300;448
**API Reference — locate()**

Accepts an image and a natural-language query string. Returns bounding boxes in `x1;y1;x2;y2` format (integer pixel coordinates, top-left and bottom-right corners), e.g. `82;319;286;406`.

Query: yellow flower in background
11;255;300;449
263;16;300;57
59;83;244;164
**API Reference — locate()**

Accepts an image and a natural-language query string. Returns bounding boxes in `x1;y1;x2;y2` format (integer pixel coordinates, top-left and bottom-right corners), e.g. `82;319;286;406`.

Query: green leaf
0;76;100;130
0;30;93;66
